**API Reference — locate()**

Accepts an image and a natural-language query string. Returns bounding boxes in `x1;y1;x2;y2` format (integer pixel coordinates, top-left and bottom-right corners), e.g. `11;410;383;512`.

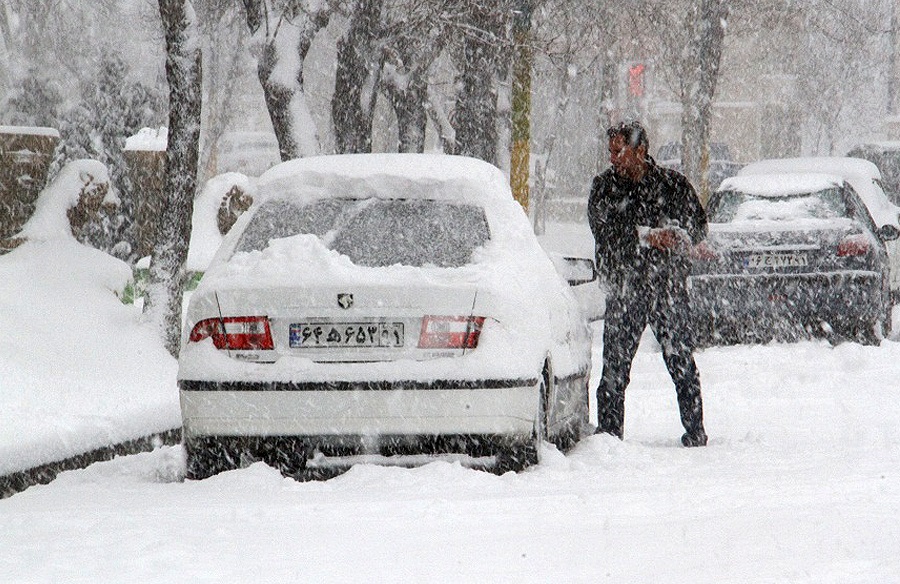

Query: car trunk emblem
337;293;354;309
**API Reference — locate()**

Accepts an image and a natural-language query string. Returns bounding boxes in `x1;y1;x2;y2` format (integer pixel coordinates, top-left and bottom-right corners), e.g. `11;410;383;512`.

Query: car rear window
709;188;850;223
235;198;491;268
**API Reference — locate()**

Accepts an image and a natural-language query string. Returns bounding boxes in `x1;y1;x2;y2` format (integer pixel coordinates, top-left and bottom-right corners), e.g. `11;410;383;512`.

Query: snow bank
0;239;180;475
187;172;257;272
16;159;119;241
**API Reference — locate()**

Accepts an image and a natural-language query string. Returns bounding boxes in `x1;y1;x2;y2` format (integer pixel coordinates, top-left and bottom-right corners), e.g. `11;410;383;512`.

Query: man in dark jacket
588;121;709;447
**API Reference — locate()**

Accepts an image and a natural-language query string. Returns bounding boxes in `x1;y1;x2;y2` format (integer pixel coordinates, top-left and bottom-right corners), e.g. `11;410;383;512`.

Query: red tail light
418;316;485;349
189;316;274;350
690;241;719;261
837;234;870;257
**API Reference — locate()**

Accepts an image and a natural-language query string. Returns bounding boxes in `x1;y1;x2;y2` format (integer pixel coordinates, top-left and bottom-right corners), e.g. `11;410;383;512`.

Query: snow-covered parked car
739;157;900;300
178;153;594;479
690;172;898;345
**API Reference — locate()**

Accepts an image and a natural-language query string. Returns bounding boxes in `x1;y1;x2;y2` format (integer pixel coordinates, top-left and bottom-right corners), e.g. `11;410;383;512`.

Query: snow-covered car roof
718;172;844;197
257;153;513;207
738;157;900;227
740;156;881;180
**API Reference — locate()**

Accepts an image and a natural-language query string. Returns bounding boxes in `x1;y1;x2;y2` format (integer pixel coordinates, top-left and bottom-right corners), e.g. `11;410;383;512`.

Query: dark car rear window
709;188;850;223
235;198;491;268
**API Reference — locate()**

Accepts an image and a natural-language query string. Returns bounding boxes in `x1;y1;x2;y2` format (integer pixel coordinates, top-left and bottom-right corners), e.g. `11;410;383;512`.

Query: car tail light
837;234;870;257
690;241;719;261
189;316;274;350
418;316;485;349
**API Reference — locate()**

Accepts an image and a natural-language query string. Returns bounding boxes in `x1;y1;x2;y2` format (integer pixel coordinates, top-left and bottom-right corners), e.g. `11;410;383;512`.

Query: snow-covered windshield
235;198;490;268
710;188;849;223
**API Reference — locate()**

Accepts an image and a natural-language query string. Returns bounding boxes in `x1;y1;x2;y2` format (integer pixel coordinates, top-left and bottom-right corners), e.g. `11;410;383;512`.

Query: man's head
607;120;649;181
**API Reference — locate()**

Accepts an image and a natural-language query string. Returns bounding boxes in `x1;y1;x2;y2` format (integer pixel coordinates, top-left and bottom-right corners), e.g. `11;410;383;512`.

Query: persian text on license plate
289;322;405;348
745;252;808;269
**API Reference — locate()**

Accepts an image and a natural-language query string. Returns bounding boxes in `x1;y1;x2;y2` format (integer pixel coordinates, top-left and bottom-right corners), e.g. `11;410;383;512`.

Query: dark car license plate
289;322;404;348
745;252;808;269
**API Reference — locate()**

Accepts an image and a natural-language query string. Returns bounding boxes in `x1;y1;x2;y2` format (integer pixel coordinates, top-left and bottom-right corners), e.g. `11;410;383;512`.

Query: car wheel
863;315;887;346
693;315;715;348
184;439;234;480
831;317;883;346
495;365;549;473
555;377;590;451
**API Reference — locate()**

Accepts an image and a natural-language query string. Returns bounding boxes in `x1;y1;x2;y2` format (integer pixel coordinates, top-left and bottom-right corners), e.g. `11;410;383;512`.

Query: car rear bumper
179;378;540;440
688;270;885;324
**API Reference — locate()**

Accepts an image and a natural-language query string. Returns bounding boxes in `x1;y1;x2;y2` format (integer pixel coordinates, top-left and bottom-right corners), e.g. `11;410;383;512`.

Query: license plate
745;252;808;269
289;322;405;348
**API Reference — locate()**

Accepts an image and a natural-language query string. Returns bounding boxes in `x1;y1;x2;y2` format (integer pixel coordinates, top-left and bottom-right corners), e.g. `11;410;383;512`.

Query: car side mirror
878;224;900;242
558;256;598;286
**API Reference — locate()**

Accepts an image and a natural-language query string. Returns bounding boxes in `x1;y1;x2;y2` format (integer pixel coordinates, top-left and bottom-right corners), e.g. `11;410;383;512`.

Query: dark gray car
689;172;899;346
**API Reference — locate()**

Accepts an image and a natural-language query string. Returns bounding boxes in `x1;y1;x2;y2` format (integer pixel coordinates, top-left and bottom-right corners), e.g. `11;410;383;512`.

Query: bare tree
332;0;386;154
679;0;729;200
148;0;202;356
195;0;248;182
379;1;461;153
451;1;511;165
241;0;337;160
794;0;891;153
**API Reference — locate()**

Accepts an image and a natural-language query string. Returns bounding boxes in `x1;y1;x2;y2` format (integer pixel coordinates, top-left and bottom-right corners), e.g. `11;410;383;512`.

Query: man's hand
645;227;689;251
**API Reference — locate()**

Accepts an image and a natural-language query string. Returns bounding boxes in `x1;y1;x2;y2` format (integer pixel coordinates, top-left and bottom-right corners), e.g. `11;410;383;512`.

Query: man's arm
587;175;606;242
587;175;611;279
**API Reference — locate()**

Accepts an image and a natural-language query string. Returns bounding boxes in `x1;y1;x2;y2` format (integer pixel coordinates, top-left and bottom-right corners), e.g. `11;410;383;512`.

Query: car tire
495;365;549;473
693;315;715;349
831;317;884;346
555;377;590;452
184;439;233;480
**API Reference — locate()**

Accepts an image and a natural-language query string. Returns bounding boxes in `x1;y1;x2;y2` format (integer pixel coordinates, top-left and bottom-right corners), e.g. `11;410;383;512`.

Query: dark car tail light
418;316;485;349
690;241;719;261
837;234;871;257
189;316;274;350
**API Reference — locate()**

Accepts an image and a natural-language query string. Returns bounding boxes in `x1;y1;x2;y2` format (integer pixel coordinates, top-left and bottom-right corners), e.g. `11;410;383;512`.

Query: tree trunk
198;8;245;182
147;0;202;357
332;0;384;154
242;1;329;160
510;0;533;212
453;4;508;165
385;77;428;153
680;0;728;205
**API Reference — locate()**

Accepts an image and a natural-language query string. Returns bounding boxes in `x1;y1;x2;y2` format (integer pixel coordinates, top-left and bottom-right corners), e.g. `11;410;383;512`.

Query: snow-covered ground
2;220;900;582
0;240;179;477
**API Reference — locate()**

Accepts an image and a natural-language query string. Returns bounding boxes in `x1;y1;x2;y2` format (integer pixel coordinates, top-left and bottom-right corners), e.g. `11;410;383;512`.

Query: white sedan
178;153;593;479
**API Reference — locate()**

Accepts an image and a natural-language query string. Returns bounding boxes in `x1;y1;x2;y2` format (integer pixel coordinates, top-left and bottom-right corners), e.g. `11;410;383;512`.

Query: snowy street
3;322;900;583
3;0;899;579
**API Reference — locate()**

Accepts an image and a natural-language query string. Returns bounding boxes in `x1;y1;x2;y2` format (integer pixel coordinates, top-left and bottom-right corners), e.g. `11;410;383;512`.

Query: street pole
510;0;533;211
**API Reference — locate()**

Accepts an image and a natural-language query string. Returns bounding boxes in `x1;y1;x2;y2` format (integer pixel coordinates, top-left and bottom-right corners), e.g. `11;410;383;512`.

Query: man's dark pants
597;270;705;439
